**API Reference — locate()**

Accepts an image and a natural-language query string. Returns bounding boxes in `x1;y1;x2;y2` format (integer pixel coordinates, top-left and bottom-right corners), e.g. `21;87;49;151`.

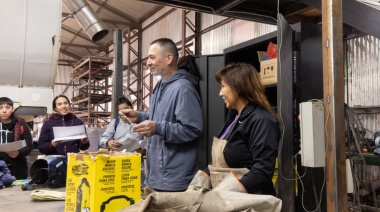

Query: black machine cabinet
196;18;324;212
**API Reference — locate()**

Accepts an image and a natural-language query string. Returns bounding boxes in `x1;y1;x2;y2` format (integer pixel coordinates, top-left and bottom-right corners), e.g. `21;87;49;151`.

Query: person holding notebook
38;95;90;155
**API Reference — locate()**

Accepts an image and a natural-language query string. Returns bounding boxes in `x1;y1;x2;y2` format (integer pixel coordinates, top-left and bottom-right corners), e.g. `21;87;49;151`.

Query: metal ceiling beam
139;6;164;23
58;59;78;64
301;0;380;39
62;12;134;26
88;0;141;29
142;8;177;32
61;26;103;47
215;0;245;13
59;48;81;60
61;42;106;50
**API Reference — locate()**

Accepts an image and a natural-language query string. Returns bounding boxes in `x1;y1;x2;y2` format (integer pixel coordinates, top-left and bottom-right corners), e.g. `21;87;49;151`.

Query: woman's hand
7;151;19;158
80;137;89;144
107;140;121;150
51;140;62;148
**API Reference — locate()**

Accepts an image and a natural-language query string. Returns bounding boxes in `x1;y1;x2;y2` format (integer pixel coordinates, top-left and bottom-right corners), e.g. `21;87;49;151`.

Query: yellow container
65;150;141;212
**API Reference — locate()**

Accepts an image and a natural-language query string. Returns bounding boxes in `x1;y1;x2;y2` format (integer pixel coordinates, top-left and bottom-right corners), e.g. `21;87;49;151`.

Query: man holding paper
0;97;33;179
38;95;90;155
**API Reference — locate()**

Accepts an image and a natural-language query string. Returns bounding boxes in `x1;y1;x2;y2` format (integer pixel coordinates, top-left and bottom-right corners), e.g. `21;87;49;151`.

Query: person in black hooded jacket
0;97;33;179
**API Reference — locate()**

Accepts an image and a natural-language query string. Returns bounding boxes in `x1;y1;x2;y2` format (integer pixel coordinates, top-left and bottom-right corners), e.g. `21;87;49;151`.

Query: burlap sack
30;189;66;201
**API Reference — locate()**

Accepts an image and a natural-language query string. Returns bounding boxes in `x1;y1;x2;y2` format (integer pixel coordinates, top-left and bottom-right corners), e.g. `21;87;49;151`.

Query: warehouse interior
1;0;380;211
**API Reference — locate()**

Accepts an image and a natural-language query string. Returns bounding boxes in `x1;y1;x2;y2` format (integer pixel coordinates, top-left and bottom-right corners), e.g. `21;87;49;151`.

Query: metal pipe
63;0;108;42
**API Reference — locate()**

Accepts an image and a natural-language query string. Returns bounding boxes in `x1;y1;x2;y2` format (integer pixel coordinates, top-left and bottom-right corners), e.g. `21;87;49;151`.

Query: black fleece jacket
0;115;33;179
220;103;280;195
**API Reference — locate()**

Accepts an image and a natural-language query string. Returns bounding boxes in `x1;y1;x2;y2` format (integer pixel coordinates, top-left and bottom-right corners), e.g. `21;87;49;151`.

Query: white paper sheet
115;134;143;152
0;140;26;152
53;125;87;142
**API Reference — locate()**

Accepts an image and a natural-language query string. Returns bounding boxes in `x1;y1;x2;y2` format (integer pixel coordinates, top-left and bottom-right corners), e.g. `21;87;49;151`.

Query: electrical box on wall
300;101;325;167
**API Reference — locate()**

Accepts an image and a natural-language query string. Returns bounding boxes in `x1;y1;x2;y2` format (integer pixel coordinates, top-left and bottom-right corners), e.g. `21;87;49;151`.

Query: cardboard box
65;150;141;212
260;58;277;86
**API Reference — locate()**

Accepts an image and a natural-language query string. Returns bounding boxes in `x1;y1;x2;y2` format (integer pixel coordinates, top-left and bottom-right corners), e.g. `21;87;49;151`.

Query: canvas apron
208;137;249;188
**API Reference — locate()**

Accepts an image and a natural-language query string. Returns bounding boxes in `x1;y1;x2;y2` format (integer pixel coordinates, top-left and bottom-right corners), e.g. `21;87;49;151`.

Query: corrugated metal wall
201;14;276;54
142;7;195;57
346;35;380;182
346;35;380;136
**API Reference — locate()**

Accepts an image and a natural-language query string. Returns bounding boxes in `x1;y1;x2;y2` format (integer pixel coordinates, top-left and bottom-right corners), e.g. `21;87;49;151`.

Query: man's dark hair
117;97;132;107
151;38;179;64
0;97;14;107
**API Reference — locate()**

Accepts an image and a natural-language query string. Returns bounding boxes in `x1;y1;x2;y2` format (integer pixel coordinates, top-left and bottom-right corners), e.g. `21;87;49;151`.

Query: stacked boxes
65;150;141;212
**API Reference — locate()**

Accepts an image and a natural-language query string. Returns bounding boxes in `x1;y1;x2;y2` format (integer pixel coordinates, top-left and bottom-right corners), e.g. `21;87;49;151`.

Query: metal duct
63;0;109;42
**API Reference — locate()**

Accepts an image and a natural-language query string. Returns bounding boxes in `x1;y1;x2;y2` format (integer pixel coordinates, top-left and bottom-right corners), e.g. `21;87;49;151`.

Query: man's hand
107;140;122;150
132;120;156;137
7;151;19;158
119;109;138;124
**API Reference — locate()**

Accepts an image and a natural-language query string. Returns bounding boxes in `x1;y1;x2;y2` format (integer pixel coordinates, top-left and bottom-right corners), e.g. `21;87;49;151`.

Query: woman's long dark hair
215;63;281;126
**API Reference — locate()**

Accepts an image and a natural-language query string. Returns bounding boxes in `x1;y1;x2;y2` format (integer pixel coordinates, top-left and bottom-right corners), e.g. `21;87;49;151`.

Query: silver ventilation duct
63;0;109;42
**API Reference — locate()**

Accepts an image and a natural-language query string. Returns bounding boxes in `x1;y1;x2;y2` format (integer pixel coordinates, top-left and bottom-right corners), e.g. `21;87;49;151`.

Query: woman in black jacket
211;63;281;195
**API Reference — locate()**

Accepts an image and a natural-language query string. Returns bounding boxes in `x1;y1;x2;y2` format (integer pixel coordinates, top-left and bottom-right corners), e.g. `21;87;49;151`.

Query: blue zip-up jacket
137;69;203;191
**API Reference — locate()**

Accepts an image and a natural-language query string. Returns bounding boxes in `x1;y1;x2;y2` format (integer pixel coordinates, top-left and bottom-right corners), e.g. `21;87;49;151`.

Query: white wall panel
55;53;74;99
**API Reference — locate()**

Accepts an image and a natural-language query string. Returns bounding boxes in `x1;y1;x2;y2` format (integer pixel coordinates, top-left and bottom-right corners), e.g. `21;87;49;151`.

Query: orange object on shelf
266;42;278;59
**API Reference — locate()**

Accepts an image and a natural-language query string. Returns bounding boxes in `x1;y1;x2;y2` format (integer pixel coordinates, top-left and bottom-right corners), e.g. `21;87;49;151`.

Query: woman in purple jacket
38;95;90;155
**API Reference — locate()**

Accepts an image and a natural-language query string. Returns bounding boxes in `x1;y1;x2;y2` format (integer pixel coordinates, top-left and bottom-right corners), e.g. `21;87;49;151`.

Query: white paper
115;134;143;152
53;125;87;142
0;140;26;152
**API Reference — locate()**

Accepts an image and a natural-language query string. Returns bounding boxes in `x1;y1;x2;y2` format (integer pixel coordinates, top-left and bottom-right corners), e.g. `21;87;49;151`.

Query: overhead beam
142;8;177;32
61;42;106;50
88;0;141;29
59;48;81;60
302;0;380;39
61;26;102;47
139;6;164;23
215;0;245;13
62;12;133;26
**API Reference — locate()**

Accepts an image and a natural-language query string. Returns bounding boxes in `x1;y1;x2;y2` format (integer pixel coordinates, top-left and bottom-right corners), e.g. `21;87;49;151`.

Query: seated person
99;97;144;152
38;95;90;155
0;97;33;179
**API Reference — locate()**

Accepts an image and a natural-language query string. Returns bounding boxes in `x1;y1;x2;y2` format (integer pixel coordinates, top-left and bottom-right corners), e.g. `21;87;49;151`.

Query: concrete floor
0;185;65;212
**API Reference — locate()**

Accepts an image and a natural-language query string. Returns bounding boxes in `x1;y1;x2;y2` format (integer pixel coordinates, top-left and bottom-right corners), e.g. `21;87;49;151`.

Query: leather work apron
208;137;249;188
